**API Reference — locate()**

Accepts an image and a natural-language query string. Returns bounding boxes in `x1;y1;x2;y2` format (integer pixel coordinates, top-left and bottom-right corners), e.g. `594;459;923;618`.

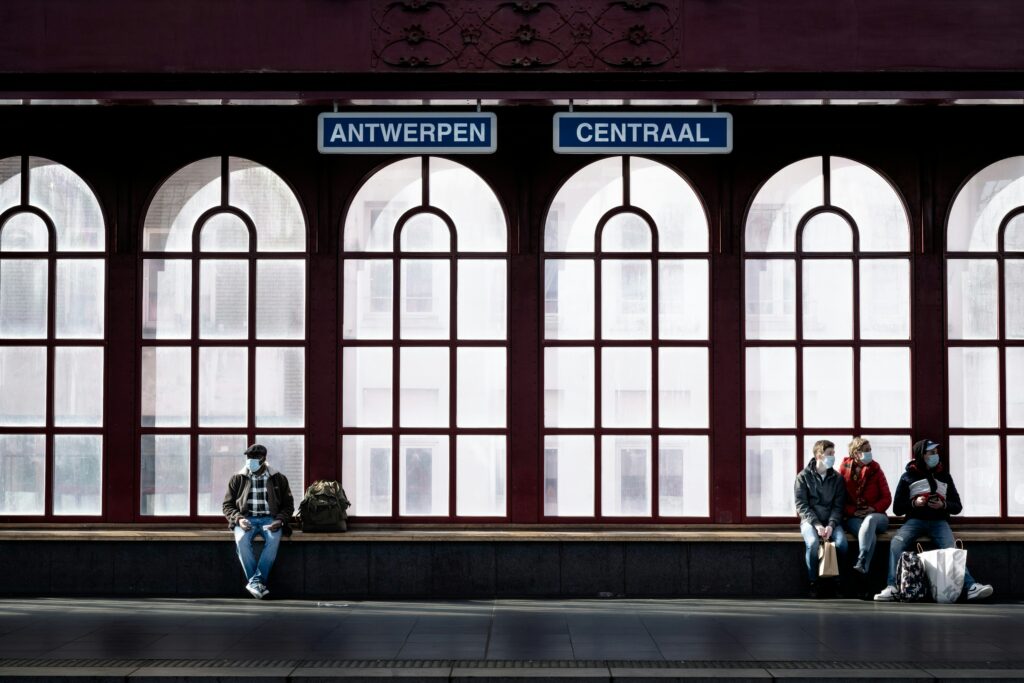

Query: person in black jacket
794;439;848;597
873;439;993;602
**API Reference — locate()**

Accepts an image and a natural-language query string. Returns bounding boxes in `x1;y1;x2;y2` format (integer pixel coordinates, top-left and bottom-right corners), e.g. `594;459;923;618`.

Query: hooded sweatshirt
892;440;963;521
794;458;845;528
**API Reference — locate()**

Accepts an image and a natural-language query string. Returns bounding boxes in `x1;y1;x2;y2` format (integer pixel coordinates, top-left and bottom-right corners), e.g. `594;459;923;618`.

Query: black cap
244;444;267;459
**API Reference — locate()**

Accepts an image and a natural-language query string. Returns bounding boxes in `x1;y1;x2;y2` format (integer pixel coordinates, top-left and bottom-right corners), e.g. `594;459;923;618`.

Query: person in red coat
839;437;892;575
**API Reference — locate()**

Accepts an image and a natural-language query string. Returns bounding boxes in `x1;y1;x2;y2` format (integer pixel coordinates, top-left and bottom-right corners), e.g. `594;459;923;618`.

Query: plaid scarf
840;459;870;506
247;470;270;516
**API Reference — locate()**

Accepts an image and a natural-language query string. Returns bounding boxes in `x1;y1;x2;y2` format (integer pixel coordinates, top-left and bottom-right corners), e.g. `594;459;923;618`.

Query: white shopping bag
916;541;967;603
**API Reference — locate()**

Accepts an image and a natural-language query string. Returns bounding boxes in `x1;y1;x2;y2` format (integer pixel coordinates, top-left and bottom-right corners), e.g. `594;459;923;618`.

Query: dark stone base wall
3;541;1022;599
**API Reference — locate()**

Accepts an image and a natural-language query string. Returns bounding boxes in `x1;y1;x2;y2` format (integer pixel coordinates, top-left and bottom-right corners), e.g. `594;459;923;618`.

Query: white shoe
967;583;993;600
246;583;264;600
873;585;897;602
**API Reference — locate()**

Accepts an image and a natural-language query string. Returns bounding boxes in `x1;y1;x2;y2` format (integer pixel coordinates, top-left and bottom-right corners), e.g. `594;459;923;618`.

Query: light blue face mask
925;453;940;469
823;455;836;469
860;452;873;464
246;458;263;472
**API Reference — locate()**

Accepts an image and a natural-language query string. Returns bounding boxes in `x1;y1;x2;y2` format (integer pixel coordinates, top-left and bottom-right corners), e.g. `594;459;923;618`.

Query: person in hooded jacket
840;437;892;576
873;439;994;602
795;439;848;597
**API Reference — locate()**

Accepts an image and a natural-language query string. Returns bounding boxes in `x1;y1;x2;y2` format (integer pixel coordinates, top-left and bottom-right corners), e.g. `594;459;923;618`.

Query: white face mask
860;452;873;464
247;458;263;472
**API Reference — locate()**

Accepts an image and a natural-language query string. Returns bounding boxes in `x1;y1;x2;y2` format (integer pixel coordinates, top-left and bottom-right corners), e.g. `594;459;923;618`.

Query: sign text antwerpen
554;113;732;154
318;112;497;154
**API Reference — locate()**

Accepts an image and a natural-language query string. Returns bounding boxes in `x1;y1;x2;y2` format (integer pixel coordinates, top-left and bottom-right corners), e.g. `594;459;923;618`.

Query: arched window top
544;156;708;253
343;156;505;253
745;156;909;253
948;156;1024;252
0;156;105;252
143;156;305;253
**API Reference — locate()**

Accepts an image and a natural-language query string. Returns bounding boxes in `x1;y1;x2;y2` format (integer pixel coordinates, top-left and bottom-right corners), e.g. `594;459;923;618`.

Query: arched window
542;156;710;518
946;157;1024;518
0;157;106;516
743;156;912;518
341;157;508;518
140;157;307;517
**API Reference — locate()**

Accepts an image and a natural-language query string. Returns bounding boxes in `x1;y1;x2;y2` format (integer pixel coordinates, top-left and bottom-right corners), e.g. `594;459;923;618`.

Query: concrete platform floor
0;597;1022;680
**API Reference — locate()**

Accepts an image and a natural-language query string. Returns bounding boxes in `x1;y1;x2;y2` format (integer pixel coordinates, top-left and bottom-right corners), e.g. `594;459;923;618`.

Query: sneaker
246;583;264;600
808;582;818;599
873;585;897;602
967;583;994;601
258;583;270;598
853;560;868;574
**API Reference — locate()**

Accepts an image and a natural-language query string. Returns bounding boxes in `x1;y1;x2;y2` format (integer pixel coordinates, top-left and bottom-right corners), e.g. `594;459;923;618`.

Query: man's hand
268;519;284;532
238;518;253;531
913;495;928;508
927;497;946;510
821;525;833;541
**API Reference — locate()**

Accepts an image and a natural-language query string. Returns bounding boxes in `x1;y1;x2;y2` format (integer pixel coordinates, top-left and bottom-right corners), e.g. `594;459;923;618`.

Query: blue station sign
318;112;497;154
553;112;732;154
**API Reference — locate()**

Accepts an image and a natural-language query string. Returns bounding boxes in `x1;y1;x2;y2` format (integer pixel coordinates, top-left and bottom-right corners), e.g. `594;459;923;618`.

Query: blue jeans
886;518;976;589
233;515;282;587
845;512;889;571
799;521;848;582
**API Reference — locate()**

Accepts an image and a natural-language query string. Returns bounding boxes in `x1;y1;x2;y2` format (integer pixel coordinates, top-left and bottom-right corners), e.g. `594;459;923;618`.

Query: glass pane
544;259;594;340
544;347;594;428
54;347;103;427
1008;348;1024;427
543;435;594;517
399;435;448;516
344;158;421;253
56;259;104;339
256;347;305;428
199;212;249;252
254;434;305;499
457;260;506;340
861;347;911;428
659;260;708;340
142;259;191;340
746;157;823;252
141;347;190;427
456;435;506;517
53;435;102;516
630;157;708;252
601;435;651;517
429;157;506;252
803;347;854;428
400;259;449;339
745;435;797;517
399;347;448;428
545;157;621;252
659;435;710;517
0;347;46;426
830;156;910;252
858;435;909;514
457;347;506;428
198;347;247;427
947;156;1024;252
197;434;247;516
199;260;248;339
0;434;44;515
659;347;709;428
343;259;392;340
228;157;305;252
1008;437;1024;516
0;259;47;338
400;213;450;252
602;347;651;428
947;259;998;339
948;347;1000;428
0;212;48;251
29;157;105;252
143;157;220;252
803;259;853;339
801;212;852;251
745;259;795;340
0;157;20;218
342;347;392;428
860;259;910;339
745;347;795;428
257;260;305;340
140;434;190;516
948;435;1000;517
602;259;651;339
342;435;392;517
601;212;651;252
1006;260;1024;339
1006;215;1024;251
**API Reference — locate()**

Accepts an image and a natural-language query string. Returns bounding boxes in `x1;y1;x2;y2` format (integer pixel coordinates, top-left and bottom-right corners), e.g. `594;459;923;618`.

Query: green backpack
298;480;351;532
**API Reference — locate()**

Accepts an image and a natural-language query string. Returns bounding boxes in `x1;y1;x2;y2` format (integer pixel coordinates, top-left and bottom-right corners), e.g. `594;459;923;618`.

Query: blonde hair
849;437;872;458
813;440;835;458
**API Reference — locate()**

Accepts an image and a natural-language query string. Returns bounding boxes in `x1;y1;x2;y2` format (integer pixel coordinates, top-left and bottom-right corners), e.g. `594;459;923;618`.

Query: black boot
808;582;819;599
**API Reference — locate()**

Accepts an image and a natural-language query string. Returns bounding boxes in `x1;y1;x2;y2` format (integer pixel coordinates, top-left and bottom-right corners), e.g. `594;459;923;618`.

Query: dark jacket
838;457;892;518
892;441;963;521
794;459;845;528
222;466;295;536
